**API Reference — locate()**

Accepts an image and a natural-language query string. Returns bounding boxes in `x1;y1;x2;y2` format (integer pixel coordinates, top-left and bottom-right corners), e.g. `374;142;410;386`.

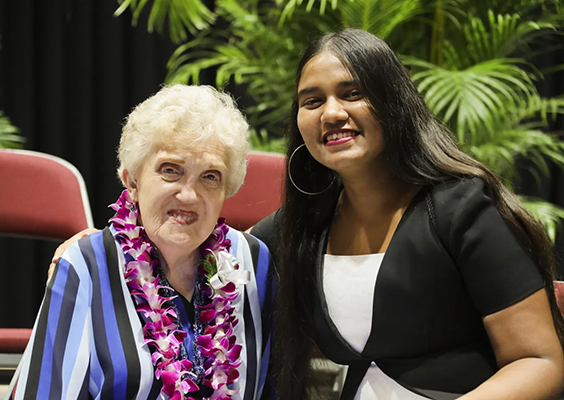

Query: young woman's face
125;138;228;264
296;51;385;175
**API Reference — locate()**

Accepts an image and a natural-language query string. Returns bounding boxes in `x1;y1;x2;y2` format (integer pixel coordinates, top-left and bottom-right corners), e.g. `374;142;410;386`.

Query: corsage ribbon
209;250;251;290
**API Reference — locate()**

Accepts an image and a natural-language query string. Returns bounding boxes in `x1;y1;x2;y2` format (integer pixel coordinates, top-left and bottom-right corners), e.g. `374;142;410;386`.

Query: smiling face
297;51;386;175
123;137;228;266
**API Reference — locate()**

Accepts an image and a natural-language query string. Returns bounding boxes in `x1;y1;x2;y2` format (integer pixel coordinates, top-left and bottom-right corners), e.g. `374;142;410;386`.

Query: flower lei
109;190;248;400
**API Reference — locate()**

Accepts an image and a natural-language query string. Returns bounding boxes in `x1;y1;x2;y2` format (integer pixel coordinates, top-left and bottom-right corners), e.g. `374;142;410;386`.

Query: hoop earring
288;143;335;196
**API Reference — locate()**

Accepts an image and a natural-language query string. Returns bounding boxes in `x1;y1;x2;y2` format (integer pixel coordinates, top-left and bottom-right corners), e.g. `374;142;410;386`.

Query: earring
288;143;335;196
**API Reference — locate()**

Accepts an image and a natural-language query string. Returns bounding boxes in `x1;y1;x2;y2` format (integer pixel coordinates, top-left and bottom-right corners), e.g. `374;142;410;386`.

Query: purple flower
199;220;231;257
158;360;198;398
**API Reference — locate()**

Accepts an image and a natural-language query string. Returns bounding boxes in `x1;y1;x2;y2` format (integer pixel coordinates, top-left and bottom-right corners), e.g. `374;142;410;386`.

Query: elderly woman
12;85;273;400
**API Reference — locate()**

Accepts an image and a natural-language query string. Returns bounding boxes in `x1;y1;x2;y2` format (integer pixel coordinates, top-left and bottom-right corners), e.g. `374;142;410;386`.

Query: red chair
221;151;285;231
0;149;94;375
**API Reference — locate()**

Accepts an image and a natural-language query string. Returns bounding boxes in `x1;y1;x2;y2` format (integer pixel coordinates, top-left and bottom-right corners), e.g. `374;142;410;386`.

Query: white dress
323;254;428;400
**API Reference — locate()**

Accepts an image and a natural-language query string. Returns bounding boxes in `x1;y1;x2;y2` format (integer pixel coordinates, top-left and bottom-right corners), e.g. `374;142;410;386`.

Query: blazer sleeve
250;210;281;264
13;244;92;399
433;178;544;316
245;219;279;400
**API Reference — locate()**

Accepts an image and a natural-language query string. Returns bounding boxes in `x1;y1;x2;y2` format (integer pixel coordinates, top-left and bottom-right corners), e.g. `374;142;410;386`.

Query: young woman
251;28;564;399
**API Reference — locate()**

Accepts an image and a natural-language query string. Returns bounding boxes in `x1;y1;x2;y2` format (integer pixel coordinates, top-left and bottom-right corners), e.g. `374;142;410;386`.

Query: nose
321;96;348;125
176;181;199;204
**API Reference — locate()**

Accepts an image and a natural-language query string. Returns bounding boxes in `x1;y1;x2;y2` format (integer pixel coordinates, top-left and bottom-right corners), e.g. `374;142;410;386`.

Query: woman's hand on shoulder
47;228;100;284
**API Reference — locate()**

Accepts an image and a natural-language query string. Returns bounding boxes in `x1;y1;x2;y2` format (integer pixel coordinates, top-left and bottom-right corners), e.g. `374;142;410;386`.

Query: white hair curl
117;84;249;197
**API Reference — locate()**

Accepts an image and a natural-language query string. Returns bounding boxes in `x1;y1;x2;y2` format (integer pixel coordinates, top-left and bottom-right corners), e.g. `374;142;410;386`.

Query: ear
121;168;138;202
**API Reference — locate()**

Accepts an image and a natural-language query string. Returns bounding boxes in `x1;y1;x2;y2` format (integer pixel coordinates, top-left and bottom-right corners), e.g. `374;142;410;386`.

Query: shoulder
67;228;113;259
227;225;270;260
427;177;507;258
249;210;279;254
427;178;543;315
430;177;494;230
57;227;117;278
431;177;488;205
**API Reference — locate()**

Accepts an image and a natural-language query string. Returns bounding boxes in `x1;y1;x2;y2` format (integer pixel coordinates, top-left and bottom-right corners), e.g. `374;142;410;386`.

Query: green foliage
114;0;215;43
248;129;286;153
0;112;24;149
114;0;564;240
523;198;564;243
165;0;318;136
408;57;536;142
0;37;23;149
338;0;427;37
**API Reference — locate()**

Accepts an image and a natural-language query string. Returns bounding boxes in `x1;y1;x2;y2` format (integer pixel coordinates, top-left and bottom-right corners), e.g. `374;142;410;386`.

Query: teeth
326;132;357;142
170;212;197;223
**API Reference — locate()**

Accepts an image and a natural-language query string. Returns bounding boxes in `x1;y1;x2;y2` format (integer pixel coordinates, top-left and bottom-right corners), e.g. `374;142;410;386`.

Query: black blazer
253;178;544;399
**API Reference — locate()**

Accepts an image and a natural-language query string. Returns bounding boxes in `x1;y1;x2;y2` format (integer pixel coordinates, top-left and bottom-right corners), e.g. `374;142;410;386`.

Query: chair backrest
0;149;93;359
221;151;285;231
0;149;94;240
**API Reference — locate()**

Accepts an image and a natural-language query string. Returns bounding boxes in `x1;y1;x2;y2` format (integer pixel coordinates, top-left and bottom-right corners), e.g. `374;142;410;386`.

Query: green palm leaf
166;0;307;136
408;57;536;143
277;0;340;24
338;0;426;38
465;127;564;181
514;96;564;123
0;113;23;149
523;199;564;243
454;11;559;66
114;0;216;43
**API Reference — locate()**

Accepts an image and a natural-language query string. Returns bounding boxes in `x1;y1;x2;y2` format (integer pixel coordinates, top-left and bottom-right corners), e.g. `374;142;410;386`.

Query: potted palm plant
115;0;564;239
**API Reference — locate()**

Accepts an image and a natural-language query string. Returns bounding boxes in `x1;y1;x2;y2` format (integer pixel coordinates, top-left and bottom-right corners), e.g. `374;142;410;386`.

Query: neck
327;164;421;255
338;164;416;223
160;251;199;301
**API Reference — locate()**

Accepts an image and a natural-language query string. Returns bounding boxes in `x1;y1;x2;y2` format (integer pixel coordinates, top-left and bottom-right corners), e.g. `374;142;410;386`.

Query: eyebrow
159;156;227;171
159;156;186;165
297;80;357;97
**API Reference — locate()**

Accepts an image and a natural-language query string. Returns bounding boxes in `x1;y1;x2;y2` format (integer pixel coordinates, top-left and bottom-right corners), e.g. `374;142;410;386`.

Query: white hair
117;84;249;197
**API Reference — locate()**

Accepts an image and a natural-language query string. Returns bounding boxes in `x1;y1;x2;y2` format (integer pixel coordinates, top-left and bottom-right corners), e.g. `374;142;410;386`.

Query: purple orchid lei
109;190;245;400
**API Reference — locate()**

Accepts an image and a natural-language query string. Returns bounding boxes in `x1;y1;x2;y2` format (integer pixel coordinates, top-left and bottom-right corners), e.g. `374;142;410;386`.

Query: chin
325;154;366;170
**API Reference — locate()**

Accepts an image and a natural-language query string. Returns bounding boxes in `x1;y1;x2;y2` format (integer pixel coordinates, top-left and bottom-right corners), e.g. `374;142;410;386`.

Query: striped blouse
13;227;274;400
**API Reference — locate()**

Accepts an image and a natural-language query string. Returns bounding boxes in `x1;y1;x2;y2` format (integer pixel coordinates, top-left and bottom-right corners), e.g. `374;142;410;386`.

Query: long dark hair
273;28;564;400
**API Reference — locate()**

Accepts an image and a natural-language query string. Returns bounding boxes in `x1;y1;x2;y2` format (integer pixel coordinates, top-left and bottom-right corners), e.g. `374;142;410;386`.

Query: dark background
0;0;563;329
0;0;194;327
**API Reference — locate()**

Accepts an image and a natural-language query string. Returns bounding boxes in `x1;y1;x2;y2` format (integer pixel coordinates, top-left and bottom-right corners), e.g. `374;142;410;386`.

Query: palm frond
277;0;340;25
338;0;426;38
114;0;215;43
514;95;564;123
166;0;306;136
0;113;24;149
522;198;564;243
454;10;559;66
408;57;536;143
465;127;564;181
463;0;561;24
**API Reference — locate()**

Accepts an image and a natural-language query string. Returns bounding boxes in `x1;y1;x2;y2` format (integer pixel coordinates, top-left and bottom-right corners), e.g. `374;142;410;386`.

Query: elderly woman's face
127;138;228;263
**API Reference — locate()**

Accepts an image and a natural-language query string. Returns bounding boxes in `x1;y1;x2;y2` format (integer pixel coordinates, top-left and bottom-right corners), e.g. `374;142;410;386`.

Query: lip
322;128;360;144
167;209;198;225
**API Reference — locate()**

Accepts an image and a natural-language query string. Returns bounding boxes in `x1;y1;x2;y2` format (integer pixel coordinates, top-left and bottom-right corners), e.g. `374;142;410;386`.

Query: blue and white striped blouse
12;227;274;400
